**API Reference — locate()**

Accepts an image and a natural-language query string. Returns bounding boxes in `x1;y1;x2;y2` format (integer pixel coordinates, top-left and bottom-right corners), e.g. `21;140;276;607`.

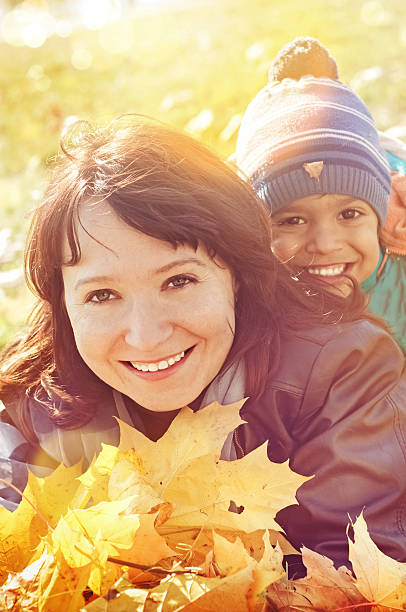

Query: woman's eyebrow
74;275;114;290
73;258;206;290
155;258;207;274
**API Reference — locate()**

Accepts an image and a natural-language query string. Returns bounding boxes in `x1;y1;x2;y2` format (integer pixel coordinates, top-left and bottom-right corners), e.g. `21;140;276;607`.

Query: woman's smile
122;346;195;379
62;201;236;412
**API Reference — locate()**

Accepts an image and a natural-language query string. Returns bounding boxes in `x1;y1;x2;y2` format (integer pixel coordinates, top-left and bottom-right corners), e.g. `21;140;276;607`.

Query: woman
1;116;406;573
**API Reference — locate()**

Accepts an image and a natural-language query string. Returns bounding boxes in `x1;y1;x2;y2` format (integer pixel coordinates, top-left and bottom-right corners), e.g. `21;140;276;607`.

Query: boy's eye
277;216;305;226
340;208;360;220
86;289;116;304
166;274;196;289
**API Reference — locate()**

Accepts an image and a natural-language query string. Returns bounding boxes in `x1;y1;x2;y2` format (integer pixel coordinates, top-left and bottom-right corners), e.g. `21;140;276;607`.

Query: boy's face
270;193;380;296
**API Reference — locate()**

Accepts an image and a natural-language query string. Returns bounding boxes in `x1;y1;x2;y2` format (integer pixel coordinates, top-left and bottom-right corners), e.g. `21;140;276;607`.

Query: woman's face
62;201;236;412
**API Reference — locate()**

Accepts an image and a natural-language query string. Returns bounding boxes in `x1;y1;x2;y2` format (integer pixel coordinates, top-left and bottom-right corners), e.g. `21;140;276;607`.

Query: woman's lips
121;346;195;380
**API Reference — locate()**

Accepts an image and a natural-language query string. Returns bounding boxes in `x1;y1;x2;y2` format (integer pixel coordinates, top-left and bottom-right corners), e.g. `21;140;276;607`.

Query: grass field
1;0;406;346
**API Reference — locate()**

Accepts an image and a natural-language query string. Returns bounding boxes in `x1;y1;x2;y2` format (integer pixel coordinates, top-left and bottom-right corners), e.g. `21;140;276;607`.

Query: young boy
236;37;406;351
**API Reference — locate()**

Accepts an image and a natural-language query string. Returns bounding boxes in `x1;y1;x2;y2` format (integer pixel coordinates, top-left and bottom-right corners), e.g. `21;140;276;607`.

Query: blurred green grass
1;0;406;346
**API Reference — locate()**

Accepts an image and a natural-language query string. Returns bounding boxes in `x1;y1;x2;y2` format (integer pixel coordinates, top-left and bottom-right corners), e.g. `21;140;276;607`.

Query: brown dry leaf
83;572;150;610
162;444;309;532
249;532;285;607
0;548;90;612
0;462;83;579
349;513;406;609
267;545;367;611
145;568;254;612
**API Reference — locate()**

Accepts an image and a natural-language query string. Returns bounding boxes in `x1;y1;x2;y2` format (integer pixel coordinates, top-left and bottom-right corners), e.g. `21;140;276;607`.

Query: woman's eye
166;275;196;289
86;289;116;304
340;208;360;220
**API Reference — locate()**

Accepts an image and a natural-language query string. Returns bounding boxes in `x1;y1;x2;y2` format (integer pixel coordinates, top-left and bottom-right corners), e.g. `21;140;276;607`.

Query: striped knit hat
236;38;391;226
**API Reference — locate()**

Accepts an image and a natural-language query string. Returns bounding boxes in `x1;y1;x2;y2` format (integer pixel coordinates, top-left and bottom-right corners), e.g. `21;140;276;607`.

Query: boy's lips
307;263;349;278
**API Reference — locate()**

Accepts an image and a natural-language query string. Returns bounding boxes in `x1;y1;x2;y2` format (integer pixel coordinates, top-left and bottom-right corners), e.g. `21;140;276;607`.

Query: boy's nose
305;225;344;255
123;299;173;352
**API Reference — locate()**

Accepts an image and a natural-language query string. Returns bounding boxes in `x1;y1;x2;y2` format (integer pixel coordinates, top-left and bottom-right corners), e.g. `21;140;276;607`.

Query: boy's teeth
131;351;185;372
308;264;346;277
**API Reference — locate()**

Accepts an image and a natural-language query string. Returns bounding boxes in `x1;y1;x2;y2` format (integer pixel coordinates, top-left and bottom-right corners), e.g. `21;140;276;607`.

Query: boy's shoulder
379;131;406;253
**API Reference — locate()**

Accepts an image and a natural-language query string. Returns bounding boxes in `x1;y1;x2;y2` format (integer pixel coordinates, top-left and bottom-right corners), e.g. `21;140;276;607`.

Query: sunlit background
1;0;406;344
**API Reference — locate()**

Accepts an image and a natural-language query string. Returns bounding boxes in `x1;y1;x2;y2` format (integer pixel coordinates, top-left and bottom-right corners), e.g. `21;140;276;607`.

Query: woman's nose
123;298;173;351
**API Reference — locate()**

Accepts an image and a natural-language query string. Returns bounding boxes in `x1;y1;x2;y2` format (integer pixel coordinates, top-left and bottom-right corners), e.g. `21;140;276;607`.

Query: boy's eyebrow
73;258;206;290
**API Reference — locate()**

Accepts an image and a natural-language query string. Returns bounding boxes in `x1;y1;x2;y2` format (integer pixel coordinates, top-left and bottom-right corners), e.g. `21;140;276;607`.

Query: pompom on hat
236;37;391;227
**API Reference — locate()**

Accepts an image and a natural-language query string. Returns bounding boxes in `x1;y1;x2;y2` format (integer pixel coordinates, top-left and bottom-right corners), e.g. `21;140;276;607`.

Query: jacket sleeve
0;402;32;510
0;400;57;511
275;321;406;568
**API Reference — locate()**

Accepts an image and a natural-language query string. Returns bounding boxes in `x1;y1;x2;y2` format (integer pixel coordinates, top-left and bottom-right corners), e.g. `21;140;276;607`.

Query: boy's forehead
287;193;372;208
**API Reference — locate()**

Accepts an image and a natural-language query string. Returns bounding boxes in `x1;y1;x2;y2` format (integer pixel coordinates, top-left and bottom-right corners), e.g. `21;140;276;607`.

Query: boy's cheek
271;234;299;263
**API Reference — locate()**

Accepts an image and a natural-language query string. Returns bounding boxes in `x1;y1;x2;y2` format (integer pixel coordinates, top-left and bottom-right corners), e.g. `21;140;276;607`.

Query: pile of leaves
0;400;405;611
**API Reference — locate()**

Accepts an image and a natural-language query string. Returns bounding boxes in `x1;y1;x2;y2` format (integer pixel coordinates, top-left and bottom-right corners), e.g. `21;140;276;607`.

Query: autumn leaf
111;512;175;567
108;453;165;513
117;400;245;488
51;498;142;594
349;513;406;609
0;548;90;612
142;568;255;612
0;462;83;579
0;400;312;610
161;444;309;532
266;546;366;611
78;444;120;506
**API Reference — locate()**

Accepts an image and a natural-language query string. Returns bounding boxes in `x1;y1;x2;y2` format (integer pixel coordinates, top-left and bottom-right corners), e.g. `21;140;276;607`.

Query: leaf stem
106;556;200;575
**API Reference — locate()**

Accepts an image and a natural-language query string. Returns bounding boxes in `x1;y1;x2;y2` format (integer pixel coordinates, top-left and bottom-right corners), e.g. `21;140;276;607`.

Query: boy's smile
270;193;381;296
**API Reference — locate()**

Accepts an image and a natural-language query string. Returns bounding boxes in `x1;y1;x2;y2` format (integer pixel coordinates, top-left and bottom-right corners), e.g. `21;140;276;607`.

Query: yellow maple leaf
117;400;245;491
112;512;174;567
108;454;165;513
78;444;120;506
161;444;309;532
51;498;141;594
349;513;406;608
115;400;308;534
212;531;252;576
0;462;83;579
211;530;284;608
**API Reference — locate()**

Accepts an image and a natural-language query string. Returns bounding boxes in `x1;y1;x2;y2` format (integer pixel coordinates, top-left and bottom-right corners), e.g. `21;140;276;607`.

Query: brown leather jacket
234;319;406;568
1;319;406;570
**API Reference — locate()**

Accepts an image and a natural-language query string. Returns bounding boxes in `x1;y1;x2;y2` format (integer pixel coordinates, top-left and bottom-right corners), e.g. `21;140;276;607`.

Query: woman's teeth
130;350;185;372
308;264;346;277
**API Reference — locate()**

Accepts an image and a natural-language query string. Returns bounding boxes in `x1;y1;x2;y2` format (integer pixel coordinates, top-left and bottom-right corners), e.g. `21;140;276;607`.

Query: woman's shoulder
2;389;121;468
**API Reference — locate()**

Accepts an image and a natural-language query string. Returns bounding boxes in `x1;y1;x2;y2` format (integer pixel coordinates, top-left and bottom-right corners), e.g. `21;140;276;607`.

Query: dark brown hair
0;116;370;434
